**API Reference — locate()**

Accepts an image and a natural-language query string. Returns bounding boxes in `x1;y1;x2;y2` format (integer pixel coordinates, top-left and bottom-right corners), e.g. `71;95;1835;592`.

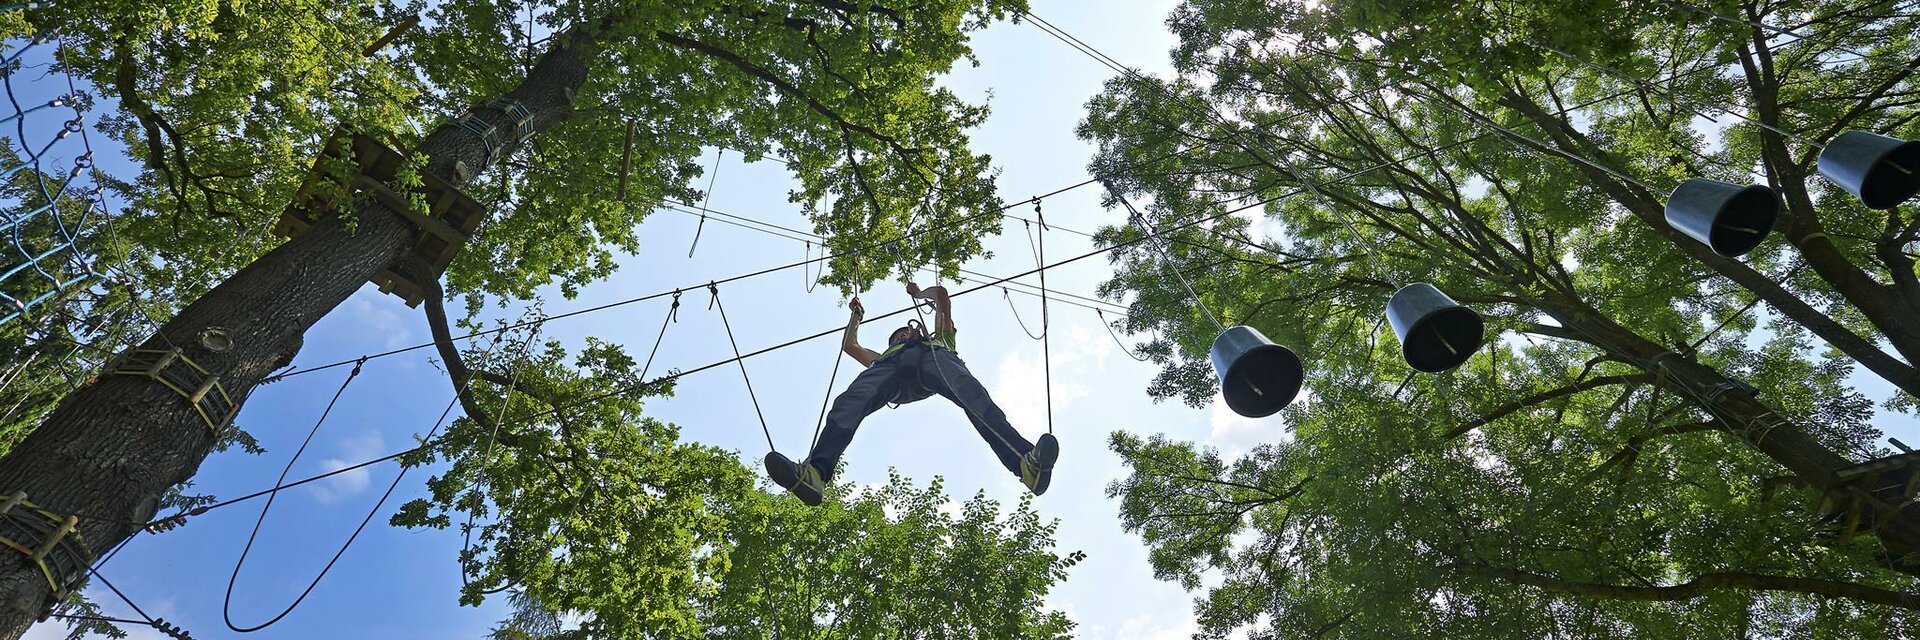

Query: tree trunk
1499;91;1920;400
0;31;596;637
1538;293;1920;563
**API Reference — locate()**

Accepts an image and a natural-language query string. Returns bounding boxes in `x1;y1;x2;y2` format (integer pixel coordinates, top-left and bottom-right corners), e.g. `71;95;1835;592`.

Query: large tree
0;0;1023;634
1083;0;1920;636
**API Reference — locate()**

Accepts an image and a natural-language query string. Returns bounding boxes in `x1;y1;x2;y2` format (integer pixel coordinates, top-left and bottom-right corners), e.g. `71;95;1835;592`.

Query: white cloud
986;323;1113;436
990;349;1091;437
308;430;385;505
341;291;413;349
1110;609;1201;640
1207;393;1288;456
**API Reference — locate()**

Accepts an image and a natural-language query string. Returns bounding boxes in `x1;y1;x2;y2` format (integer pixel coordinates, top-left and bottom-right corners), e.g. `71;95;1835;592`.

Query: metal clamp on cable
109;348;236;435
0;491;94;599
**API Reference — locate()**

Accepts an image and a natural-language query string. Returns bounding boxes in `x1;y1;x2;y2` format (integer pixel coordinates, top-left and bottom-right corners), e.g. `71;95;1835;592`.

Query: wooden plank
354;175;470;245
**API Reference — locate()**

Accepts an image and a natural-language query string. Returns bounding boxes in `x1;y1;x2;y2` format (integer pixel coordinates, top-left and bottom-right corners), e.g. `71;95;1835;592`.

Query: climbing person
764;282;1059;505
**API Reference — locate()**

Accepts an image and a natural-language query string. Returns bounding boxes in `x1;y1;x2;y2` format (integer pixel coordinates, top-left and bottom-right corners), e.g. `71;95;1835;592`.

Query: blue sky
20;1;1920;639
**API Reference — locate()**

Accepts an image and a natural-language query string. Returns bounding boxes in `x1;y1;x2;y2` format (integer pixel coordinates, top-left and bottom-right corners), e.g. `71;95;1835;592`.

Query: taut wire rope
460;322;545;592
1036;200;1054;435
709;282;777;452
808;336;843;452
687;149;724;258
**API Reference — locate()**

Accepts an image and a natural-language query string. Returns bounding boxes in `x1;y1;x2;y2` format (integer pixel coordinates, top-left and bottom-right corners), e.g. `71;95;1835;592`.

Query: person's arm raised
842;297;881;367
907;282;955;337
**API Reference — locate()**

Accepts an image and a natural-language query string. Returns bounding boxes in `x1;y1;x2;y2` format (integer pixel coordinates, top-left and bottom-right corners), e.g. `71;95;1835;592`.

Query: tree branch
1442;373;1656;440
1450;562;1920;609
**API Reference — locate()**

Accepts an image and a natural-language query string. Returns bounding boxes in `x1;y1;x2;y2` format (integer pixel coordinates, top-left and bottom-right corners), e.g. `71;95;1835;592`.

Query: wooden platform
274;131;488;307
1819;451;1920;545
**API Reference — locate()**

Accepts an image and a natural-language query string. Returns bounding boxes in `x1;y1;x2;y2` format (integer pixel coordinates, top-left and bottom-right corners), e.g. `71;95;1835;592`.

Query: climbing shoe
764;451;826;506
1019;433;1060;496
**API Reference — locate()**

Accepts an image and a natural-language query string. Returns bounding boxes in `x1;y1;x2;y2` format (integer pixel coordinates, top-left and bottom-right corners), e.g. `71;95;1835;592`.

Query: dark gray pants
806;344;1033;480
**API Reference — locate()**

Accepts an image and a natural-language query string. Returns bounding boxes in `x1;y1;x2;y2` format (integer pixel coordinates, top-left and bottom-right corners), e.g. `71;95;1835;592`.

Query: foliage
405;0;1026;303
1084;0;1920;637
394;337;1079;639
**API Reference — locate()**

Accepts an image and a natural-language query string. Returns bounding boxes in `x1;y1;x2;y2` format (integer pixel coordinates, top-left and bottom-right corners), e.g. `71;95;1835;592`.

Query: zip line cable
260;141;1216;384
656;201;1130;315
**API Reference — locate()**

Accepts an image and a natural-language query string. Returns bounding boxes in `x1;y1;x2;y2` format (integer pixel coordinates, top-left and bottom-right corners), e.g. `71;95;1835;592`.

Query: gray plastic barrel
1386;283;1485;373
1209;325;1303;418
1664;178;1780;257
1817;130;1920;210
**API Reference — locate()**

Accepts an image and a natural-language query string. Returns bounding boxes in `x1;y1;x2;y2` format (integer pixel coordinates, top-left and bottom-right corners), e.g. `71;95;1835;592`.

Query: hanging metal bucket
1386;283;1485;373
1209;325;1303;418
1817;130;1920;210
1664;178;1780;257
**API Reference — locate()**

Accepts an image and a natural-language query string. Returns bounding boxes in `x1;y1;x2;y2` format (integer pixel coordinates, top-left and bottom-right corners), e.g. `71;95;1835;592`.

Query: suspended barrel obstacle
1210;325;1304;418
1665;178;1782;258
1662;131;1920;254
1387;283;1485;374
1194;131;1920;419
274;129;492;307
1818;131;1920;211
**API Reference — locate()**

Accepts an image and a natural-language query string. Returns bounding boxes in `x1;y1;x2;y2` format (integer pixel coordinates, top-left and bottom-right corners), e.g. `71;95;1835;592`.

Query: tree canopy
0;0;1049;636
1084;0;1920;636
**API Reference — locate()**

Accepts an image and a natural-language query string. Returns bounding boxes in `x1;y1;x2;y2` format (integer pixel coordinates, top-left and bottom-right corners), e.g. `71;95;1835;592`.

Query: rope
802;241;820;293
1098;309;1153;362
687;149;724;258
459;323;543;592
1003;288;1046;340
223;393;464;633
1108;186;1226;330
638;291;681;382
1036;201;1054;436
808;337;843;451
709;283;776;452
220;330;505;632
221;357;368;631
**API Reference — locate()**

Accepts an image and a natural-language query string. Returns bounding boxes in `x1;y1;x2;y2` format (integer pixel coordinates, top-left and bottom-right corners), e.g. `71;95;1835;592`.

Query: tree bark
1535;292;1920;563
1497;89;1920;399
0;30;597;637
1451;561;1920;609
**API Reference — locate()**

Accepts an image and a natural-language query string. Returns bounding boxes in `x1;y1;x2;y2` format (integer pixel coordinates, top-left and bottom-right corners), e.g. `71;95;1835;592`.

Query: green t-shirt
876;328;957;361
